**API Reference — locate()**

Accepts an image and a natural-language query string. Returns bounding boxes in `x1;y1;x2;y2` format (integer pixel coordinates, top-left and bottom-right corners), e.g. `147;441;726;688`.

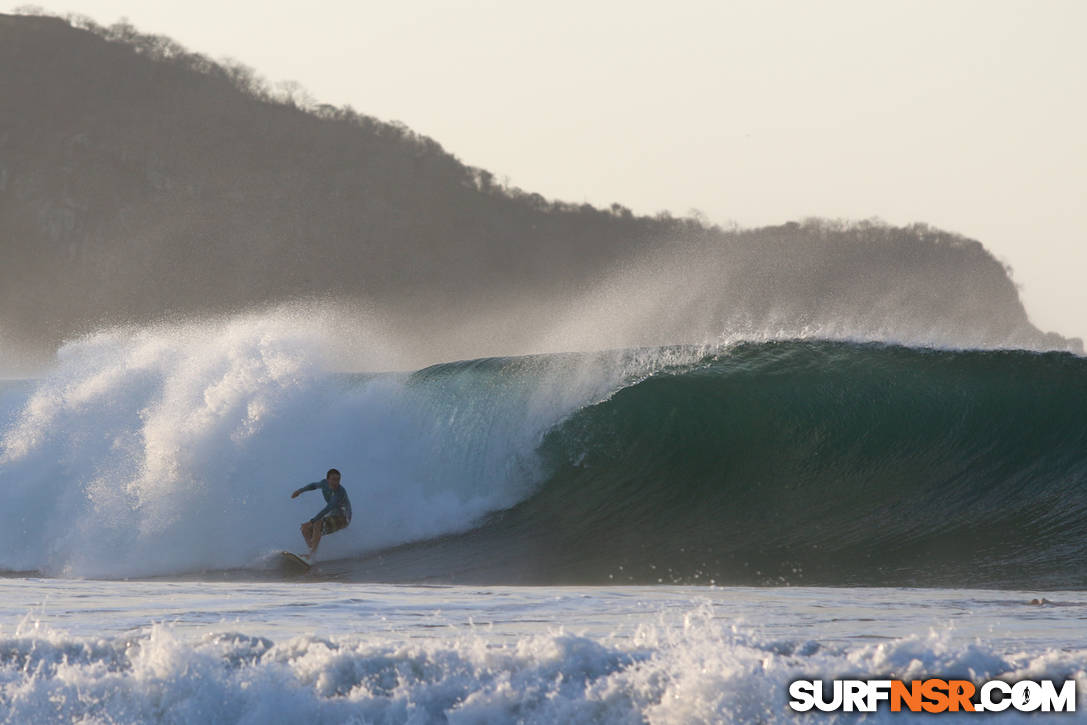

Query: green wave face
380;342;1087;587
527;342;1087;586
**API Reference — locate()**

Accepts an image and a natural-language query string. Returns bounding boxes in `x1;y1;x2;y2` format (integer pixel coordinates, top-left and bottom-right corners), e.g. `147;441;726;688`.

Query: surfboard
280;551;311;574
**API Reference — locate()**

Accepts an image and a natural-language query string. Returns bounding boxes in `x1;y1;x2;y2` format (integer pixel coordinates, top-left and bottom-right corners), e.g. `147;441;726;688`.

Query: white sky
6;0;1085;341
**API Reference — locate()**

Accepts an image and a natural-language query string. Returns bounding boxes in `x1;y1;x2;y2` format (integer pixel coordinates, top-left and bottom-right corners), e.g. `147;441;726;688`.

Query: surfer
290;468;352;556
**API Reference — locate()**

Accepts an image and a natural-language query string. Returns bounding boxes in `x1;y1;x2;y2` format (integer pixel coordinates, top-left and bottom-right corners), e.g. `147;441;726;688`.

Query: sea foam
1;610;1084;724
0;307;683;578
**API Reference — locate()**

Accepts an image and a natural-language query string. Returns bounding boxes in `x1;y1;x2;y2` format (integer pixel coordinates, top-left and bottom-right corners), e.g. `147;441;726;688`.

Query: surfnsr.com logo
789;679;1077;713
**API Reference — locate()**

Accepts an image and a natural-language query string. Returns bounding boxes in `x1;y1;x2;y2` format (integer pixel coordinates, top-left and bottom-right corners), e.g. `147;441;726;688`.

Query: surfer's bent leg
301;514;348;555
320;514;348;536
301;520;320;553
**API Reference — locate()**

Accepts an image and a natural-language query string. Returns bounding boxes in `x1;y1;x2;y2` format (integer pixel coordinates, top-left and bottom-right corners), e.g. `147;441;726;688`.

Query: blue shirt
299;479;352;524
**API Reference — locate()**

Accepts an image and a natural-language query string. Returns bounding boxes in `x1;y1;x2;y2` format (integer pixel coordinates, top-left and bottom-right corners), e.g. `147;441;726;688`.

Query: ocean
1;313;1085;722
2;579;1085;723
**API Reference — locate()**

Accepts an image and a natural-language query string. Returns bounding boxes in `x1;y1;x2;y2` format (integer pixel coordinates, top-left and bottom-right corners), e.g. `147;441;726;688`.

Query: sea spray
0;308;702;577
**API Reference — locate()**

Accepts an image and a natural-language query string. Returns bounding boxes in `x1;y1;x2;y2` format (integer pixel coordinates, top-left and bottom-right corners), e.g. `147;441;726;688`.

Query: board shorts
319;513;349;535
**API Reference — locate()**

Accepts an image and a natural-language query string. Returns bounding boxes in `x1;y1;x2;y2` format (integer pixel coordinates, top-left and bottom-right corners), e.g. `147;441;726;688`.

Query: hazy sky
7;0;1085;341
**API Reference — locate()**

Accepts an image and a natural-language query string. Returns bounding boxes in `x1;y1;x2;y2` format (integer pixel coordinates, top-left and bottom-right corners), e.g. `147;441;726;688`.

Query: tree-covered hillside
0;13;1077;366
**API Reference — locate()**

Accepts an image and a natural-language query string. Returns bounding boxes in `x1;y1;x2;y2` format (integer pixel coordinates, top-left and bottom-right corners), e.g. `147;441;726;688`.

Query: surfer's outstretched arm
290;481;322;498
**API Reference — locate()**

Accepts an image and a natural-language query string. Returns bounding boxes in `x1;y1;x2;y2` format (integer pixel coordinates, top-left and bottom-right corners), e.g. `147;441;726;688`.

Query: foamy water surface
1;580;1085;723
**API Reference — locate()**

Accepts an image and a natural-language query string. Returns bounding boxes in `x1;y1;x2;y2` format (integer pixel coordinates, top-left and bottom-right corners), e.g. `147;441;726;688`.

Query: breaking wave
2;310;1085;587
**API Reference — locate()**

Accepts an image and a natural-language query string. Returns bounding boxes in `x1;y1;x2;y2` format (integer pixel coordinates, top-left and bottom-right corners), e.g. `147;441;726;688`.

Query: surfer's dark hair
326;468;341;479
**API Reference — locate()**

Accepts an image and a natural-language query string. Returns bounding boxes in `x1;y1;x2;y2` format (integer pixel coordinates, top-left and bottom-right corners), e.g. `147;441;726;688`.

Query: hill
0;13;1078;369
